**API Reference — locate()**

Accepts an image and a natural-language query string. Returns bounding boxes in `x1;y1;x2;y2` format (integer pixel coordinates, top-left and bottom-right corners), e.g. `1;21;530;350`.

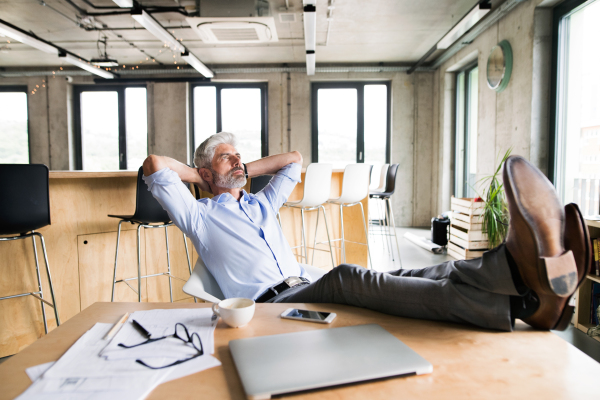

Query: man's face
208;143;246;189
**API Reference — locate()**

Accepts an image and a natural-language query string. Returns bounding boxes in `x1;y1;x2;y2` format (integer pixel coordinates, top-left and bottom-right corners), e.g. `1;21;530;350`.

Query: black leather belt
255;276;310;303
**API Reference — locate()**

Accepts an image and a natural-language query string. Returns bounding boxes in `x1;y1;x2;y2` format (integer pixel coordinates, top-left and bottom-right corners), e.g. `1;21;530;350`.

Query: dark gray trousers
268;245;519;331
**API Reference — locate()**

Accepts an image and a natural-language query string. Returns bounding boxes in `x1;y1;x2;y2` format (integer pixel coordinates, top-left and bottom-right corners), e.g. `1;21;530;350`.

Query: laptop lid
229;324;433;400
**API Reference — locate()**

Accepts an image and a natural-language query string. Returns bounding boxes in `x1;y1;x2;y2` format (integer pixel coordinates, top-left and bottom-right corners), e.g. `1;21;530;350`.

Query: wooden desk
1;302;598;399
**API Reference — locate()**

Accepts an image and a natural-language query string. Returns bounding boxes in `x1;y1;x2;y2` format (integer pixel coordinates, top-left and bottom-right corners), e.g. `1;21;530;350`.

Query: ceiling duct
187;17;278;43
188;0;276;44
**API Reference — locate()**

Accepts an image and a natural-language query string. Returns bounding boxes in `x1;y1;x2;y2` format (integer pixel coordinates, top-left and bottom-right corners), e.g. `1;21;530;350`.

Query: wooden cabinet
573;219;600;342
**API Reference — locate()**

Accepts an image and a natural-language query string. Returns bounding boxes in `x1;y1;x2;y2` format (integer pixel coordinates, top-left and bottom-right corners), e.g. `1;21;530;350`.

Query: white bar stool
284;163;336;268
326;164;373;269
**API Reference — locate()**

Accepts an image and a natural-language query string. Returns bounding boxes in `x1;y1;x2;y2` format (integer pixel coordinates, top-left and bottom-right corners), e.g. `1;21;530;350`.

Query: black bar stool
109;167;193;303
369;163;403;267
0;164;60;334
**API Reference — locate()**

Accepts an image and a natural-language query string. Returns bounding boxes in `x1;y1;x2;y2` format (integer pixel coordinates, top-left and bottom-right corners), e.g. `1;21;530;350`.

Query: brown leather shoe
522;203;590;330
503;155;577;297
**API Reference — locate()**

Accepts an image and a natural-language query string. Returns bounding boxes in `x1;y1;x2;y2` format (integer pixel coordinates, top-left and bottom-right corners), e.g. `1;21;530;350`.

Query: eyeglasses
118;322;204;369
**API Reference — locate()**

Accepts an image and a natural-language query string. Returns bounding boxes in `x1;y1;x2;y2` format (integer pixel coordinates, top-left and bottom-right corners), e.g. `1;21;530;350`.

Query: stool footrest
0;292;56;308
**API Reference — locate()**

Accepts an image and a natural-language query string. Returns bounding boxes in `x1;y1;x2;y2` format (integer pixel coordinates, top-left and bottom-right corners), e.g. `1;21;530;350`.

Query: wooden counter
1;170;369;358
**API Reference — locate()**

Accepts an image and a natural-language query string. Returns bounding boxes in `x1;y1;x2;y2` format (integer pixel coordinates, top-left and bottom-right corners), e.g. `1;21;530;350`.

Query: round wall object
486;40;513;92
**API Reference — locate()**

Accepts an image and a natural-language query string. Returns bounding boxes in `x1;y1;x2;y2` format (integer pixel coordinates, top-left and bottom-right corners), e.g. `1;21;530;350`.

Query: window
74;86;148;171
311;82;391;169
454;64;479;198
191;83;268;164
552;0;600;215
0;86;29;164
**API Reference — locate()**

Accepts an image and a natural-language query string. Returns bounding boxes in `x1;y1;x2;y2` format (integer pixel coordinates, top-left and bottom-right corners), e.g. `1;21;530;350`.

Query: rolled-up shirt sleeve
143;168;205;237
258;162;302;213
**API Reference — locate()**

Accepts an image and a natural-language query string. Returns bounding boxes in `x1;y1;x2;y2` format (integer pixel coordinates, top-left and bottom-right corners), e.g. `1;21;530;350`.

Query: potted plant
476;148;512;248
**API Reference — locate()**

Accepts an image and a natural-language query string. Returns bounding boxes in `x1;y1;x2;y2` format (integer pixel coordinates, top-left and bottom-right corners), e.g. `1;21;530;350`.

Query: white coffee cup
212;298;255;328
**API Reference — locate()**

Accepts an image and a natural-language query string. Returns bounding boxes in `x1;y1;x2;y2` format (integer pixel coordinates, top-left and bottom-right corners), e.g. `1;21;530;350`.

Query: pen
104;312;129;340
132;319;151;338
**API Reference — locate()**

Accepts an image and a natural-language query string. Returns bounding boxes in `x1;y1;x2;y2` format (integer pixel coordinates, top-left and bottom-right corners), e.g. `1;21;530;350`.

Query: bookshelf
573;219;600;342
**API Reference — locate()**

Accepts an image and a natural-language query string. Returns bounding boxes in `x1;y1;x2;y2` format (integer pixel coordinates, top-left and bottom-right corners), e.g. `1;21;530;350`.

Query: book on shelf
594;238;600;276
591;282;600;326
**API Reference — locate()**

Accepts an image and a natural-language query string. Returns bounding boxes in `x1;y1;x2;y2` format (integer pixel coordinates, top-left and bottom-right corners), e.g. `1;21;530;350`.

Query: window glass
556;0;600;215
0;91;29;163
466;67;479;198
221;88;262;163
81;91;119;171
193;86;217;152
364;85;387;166
125;87;148;170
317;88;358;168
455;72;466;197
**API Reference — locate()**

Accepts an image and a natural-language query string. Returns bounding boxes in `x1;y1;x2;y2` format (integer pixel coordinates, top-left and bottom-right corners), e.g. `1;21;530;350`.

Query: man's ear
199;167;213;183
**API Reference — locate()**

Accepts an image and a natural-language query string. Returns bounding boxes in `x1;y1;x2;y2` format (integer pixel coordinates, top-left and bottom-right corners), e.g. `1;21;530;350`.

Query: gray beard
211;167;247;189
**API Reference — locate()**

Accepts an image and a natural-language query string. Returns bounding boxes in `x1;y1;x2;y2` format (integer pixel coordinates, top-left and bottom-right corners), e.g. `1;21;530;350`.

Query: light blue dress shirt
143;162;310;300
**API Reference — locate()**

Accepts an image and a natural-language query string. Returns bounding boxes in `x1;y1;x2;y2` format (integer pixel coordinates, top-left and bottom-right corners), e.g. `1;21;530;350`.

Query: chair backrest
384;164;399;194
249;175;272;194
0;164;50;235
336;164;373;204
296;163;332;207
133;166;171;224
373;164;389;192
183;256;225;303
182;257;326;303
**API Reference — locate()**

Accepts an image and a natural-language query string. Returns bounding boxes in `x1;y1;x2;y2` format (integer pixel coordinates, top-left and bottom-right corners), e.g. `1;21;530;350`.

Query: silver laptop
229;324;433;400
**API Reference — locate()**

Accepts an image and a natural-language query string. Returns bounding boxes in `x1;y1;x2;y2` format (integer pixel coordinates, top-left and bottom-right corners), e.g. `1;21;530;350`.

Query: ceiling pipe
407;0;491;74
430;0;527;69
0;65;435;78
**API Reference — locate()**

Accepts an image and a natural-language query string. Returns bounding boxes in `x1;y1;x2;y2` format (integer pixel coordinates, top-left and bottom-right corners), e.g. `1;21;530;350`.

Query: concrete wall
431;0;554;215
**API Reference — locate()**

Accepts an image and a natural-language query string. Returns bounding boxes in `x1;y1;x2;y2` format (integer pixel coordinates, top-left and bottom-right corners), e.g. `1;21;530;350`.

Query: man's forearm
245;151;302;177
143;155;202;185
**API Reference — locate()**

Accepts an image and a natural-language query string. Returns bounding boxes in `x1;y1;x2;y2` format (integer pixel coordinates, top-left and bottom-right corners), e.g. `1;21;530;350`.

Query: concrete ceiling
0;0;477;68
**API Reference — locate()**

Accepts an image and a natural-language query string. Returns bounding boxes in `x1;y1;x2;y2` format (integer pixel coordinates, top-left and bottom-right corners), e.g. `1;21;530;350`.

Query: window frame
0;85;30;163
73;84;146;171
454;61;478;198
310;81;391;164
189;82;269;163
548;0;592;185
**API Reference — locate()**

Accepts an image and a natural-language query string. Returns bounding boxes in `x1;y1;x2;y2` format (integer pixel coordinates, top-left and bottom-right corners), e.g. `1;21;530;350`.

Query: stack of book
448;197;489;260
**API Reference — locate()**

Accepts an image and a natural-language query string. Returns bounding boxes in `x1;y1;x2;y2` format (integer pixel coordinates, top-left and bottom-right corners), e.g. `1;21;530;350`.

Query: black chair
249;175;272;194
109;167;193;303
0;164;60;334
369;163;402;266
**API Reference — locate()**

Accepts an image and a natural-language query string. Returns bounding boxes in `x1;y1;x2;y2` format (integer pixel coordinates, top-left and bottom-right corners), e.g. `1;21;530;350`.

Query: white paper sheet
20;313;221;400
17;324;172;400
100;308;217;361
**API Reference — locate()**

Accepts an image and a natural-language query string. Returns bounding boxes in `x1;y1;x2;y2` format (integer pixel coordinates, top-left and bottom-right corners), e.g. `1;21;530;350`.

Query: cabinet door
78;230;148;309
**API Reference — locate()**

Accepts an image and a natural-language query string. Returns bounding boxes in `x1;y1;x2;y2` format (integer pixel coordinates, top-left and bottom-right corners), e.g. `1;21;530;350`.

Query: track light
437;3;491;49
306;51;315;76
0;19;58;54
112;0;134;7
181;52;214;78
131;10;185;53
303;4;316;51
59;54;116;79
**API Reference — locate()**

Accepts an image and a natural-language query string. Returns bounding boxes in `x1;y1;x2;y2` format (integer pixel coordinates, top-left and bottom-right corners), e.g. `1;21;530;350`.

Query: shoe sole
505;156;578;297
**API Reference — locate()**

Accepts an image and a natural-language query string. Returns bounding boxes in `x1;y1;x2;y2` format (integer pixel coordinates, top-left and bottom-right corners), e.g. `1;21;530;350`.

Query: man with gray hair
143;131;589;332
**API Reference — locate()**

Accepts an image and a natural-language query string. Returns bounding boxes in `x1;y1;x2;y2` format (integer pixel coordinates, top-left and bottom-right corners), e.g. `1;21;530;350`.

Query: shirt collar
212;190;253;204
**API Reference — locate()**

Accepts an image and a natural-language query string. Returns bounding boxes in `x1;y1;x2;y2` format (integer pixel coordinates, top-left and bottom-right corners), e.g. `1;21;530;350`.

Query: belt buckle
283;276;303;288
